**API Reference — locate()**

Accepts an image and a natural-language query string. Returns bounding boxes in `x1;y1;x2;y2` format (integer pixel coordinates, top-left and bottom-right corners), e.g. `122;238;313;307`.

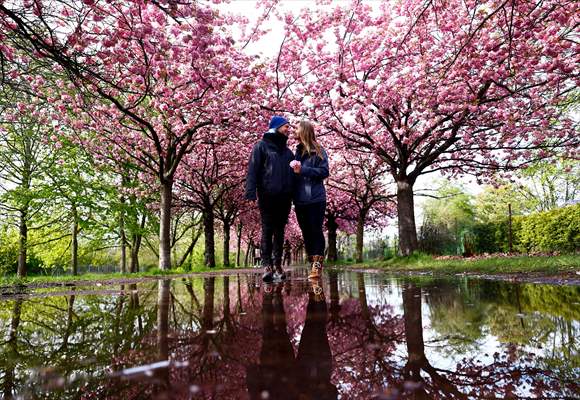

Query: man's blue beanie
268;115;289;131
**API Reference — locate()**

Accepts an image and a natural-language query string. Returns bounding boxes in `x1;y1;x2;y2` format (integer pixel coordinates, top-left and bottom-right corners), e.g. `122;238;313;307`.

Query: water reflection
0;270;578;399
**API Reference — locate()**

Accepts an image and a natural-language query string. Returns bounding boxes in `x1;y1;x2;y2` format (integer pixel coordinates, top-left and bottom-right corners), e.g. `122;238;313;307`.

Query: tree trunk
236;223;243;267
177;228;201;269
130;214;146;273
397;179;418;256
244;240;251;267
119;205;127;274
159;180;173;270
4;298;23;399
329;271;340;321
223;221;230;267
326;214;338;262
355;211;365;263
17;209;27;278
202;277;215;332
71;204;79;276
156;280;171;387
203;205;216;268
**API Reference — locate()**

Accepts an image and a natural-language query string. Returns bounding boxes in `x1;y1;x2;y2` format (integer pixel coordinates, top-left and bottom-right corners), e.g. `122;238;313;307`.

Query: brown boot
308;255;324;279
310;279;325;302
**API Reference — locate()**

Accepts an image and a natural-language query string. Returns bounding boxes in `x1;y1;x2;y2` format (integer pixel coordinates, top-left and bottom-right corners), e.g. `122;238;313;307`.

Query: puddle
0;268;578;399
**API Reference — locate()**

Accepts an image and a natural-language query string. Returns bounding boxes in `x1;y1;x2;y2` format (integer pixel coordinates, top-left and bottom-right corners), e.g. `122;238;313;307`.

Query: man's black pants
259;195;292;267
295;201;326;257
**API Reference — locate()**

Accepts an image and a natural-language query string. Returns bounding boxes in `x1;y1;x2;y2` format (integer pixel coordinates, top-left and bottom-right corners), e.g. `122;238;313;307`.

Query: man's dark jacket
245;131;294;200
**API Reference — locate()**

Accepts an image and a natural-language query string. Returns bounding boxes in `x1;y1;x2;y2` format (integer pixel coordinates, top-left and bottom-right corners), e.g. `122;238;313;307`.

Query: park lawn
2;254;579;289
329;253;580;275
0;264;243;289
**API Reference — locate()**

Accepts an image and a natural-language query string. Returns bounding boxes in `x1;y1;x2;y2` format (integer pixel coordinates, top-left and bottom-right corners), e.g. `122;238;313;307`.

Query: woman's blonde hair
297;121;323;159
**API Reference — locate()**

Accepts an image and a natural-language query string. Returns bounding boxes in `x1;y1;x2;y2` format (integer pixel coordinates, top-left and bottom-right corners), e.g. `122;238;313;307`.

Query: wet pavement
0;268;578;399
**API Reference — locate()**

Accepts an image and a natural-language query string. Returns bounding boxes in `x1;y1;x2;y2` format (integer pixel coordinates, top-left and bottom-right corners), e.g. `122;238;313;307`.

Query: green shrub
0;230;18;275
515;204;579;253
0;229;46;275
472;204;579;254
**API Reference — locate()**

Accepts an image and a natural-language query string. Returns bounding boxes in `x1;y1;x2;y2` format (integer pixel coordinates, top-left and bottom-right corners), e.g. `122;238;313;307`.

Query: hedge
472;204;579;254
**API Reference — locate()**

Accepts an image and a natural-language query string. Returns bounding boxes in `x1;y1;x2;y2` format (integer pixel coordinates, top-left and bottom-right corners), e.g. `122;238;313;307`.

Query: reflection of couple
245;116;329;282
246;284;337;400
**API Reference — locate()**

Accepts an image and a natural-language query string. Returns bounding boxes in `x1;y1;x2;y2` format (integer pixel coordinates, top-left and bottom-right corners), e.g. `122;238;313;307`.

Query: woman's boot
310;278;325;302
308;255;324;279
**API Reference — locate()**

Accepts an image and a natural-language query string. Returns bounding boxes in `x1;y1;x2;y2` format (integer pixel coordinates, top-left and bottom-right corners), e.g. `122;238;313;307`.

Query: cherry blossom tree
328;153;395;262
1;0;259;269
270;0;579;255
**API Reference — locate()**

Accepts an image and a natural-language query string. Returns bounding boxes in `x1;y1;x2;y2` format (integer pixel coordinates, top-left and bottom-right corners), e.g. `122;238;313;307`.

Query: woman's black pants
295;201;326;257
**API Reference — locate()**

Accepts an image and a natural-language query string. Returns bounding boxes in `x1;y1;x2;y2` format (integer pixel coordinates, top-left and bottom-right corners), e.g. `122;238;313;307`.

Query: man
245;116;294;282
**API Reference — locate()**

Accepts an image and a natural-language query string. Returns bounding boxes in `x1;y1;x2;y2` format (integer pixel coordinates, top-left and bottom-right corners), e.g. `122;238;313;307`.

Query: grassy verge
0;264;243;288
328;253;580;275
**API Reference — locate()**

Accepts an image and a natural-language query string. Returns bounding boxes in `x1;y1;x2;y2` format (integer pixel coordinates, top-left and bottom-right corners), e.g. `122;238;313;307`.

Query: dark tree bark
223;221;230;267
119;203;127;274
326;214;338;262
17;209;28;278
71;203;79;275
130;214;146;273
159;180;173;270
202;277;215;332
235;223;243;267
244;239;252;267
203;204;216;268
355;211;366;263
397;180;418;256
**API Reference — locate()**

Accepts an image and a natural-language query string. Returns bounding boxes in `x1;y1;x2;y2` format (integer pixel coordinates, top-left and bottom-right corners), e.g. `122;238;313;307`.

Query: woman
291;121;329;279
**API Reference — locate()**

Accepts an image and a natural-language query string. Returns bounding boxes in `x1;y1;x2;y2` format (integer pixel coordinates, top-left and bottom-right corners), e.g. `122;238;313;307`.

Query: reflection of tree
401;282;579;399
0;283;158;399
1;274;578;399
426;278;580;385
155;279;170;387
2;298;23;399
328;271;341;323
401;283;467;399
328;273;404;397
425;280;488;354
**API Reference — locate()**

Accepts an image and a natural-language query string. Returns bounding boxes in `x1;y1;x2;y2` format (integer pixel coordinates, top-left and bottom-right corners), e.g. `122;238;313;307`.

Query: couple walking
245;115;329;283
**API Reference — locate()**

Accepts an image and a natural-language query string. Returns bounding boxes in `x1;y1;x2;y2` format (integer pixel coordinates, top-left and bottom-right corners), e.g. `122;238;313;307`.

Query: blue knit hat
268;115;289;132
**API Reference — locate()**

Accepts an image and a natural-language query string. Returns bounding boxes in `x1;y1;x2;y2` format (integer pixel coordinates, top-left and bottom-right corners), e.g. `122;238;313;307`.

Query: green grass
0;264;243;288
328;253;580;275
2;254;578;288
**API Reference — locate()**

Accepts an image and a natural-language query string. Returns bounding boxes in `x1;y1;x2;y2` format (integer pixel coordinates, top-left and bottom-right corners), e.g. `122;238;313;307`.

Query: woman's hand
290;160;301;174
